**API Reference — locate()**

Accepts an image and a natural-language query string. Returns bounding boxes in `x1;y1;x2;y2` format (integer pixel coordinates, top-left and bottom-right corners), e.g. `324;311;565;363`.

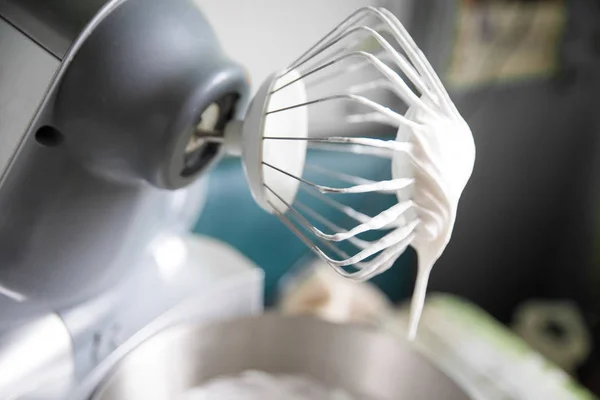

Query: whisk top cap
240;71;308;214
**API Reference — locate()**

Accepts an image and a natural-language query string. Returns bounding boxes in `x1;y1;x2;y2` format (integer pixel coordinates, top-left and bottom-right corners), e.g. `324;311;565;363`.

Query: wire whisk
222;6;476;339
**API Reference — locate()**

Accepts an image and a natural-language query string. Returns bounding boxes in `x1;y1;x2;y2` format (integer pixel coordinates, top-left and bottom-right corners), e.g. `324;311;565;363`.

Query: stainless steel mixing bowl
89;314;470;399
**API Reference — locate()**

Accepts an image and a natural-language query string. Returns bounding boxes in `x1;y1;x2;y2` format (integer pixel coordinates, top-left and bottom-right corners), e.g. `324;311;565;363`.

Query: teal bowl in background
193;152;416;306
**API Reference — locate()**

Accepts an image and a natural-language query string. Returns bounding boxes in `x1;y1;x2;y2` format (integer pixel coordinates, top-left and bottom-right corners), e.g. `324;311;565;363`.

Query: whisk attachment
224;6;475;339
227;70;309;213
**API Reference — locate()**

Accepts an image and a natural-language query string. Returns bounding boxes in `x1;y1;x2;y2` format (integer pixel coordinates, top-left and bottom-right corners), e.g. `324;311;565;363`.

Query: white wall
195;0;404;93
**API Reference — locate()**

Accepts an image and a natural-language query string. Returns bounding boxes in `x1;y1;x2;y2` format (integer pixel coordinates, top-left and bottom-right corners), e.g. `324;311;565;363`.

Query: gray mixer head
0;0;249;329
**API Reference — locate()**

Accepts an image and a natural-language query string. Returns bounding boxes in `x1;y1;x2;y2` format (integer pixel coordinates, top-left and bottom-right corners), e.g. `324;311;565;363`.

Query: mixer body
0;0;261;398
0;0;249;329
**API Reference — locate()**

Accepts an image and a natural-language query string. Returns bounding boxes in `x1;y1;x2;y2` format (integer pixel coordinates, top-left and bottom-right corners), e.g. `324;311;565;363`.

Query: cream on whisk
394;97;476;340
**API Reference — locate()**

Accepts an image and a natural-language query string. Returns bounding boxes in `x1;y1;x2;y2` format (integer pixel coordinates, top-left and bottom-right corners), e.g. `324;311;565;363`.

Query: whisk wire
264;186;363;264
300;197;416;242
281;6;456;115
265;93;419;130
263;136;412;155
283;7;379;74
298;185;412;230
265;184;418;278
377;7;456;114
325;219;419;267
263;161;413;194
299;186;384;224
274;26;428;105
293;201;373;248
304;164;377;186
265;184;370;246
294;50;399;93
274;49;425;112
275;182;414;243
265;180;418;265
282;8;419;84
348;79;398;94
306;141;395;157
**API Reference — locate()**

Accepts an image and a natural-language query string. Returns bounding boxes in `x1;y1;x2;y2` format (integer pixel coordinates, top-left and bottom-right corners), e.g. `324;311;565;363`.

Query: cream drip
393;97;475;339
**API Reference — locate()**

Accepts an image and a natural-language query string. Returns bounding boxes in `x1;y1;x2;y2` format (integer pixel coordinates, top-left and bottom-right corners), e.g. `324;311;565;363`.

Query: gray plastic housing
0;0;249;329
54;0;248;189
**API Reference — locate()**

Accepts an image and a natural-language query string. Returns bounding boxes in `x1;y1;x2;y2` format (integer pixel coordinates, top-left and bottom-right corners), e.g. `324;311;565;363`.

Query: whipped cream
180;371;363;400
393;97;475;339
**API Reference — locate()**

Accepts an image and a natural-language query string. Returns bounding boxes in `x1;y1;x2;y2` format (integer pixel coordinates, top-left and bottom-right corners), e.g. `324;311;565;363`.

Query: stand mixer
0;0;475;398
0;0;263;397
